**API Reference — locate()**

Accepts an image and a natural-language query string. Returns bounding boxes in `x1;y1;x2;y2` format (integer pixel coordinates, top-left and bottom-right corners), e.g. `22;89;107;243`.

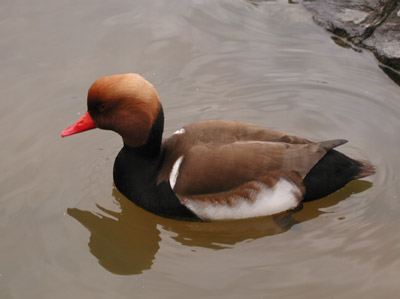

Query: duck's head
62;74;162;148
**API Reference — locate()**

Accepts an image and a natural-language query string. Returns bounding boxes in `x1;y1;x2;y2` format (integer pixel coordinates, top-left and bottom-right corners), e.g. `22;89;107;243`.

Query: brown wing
158;120;312;183
173;140;342;196
178;120;312;145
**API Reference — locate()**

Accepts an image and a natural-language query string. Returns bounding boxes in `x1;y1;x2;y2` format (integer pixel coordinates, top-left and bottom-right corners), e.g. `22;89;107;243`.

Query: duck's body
62;74;375;221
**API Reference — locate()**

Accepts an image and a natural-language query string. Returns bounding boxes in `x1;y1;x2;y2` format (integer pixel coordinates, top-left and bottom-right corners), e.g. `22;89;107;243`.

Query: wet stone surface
302;0;400;72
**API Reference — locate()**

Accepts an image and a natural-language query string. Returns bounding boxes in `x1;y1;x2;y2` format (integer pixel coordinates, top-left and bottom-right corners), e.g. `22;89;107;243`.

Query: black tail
303;150;375;201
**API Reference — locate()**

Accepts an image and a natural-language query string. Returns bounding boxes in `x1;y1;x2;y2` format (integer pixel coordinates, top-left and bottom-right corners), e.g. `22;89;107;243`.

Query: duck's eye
97;104;106;112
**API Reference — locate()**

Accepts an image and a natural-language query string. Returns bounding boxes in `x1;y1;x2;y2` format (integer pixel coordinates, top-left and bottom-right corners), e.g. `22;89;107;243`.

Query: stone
363;2;400;70
302;0;400;72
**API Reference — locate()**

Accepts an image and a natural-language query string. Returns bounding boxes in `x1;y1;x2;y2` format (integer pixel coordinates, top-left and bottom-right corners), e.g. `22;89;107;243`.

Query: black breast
113;145;198;219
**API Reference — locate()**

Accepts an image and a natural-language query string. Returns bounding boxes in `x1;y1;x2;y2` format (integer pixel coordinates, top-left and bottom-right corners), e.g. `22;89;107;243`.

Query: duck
62;73;376;221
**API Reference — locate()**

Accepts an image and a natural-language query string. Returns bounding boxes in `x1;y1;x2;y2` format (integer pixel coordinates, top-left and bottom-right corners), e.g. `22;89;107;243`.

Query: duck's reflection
68;180;372;275
67;190;161;275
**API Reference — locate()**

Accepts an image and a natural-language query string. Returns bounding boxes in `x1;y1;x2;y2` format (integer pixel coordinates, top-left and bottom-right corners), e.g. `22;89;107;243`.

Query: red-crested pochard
62;74;375;220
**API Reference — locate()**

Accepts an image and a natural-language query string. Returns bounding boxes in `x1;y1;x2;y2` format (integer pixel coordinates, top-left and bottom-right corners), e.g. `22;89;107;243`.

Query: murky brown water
1;0;400;298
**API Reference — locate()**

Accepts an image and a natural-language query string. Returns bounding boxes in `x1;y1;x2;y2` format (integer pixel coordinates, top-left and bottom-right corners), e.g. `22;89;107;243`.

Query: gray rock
302;0;400;72
363;2;400;70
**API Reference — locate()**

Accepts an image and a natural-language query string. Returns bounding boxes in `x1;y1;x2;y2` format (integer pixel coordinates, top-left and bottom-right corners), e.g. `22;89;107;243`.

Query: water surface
1;0;400;298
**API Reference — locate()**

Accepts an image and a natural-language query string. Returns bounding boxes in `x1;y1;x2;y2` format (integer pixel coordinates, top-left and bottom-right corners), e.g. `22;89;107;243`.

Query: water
1;0;400;298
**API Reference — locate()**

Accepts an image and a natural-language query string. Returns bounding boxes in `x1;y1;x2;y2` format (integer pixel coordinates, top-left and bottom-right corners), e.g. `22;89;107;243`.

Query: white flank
182;179;301;221
169;156;183;190
173;128;185;135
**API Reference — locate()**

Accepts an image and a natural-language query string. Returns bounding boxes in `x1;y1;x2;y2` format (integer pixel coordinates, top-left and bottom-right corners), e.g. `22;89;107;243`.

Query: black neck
127;106;165;158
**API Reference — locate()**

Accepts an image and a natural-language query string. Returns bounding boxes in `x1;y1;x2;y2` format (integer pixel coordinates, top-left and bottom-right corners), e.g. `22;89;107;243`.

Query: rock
363;2;400;70
302;0;400;73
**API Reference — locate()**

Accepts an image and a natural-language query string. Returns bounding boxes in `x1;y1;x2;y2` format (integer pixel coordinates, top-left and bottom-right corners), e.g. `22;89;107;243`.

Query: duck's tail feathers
353;159;376;179
319;139;348;151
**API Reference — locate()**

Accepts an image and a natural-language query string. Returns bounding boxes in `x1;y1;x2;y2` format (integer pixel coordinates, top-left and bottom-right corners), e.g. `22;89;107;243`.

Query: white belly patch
181;179;301;220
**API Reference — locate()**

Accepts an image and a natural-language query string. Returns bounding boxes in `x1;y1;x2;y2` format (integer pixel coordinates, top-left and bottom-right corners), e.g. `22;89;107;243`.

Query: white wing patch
169;156;183;190
173;128;185;135
181;179;301;220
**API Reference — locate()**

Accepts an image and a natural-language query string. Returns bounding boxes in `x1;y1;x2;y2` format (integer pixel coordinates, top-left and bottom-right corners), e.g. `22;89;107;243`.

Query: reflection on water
68;180;371;275
331;36;362;53
380;65;400;86
68;189;161;275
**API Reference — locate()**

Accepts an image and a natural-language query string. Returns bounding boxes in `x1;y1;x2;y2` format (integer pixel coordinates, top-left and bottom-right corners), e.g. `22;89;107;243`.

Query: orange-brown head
62;74;162;148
